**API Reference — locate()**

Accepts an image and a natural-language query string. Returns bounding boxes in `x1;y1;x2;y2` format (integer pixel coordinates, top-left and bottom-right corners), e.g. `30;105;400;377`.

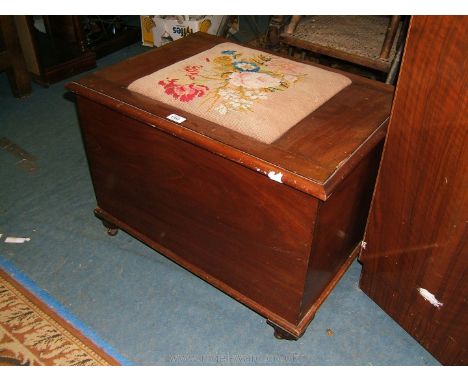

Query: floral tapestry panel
128;42;352;144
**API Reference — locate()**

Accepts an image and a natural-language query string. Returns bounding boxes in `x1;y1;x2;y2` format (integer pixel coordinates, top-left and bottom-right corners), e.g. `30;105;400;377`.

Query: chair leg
379;15;401;60
284;15;302;35
385;37;405;84
265;15;284;51
385;16;411;84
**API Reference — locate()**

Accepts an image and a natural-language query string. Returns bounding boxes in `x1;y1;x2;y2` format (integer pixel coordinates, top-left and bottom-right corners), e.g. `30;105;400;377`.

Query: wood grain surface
359;16;467;365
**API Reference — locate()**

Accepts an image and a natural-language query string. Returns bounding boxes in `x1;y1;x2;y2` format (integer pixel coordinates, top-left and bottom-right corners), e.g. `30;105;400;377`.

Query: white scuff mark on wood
417;287;443;308
361;241;367;250
5;237;31;243
268;171;283;183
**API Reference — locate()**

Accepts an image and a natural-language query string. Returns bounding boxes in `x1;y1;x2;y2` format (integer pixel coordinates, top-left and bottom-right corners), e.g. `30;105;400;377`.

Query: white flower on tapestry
228;72;281;89
244;90;268;100
217;88;254;112
156;48;307;115
214;104;228;115
217;88;240;101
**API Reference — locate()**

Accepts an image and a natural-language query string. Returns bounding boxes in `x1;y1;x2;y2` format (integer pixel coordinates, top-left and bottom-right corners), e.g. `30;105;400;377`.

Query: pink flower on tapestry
158;79;209;102
184;65;203;80
228;72;281;89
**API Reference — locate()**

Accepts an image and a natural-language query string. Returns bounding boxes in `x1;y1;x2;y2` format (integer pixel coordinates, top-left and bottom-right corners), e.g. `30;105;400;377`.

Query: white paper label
5;237;31;243
166;114;186;123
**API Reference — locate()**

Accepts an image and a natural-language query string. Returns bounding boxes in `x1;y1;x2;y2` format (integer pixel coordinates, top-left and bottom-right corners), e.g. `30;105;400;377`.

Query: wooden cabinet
359;16;467;365
0;16;31;97
14;16;96;85
67;33;393;339
14;16;140;86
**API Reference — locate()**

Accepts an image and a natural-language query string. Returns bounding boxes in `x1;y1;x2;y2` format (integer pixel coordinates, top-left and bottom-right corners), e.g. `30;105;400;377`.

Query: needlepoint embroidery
155;48;306;114
128;42;352;144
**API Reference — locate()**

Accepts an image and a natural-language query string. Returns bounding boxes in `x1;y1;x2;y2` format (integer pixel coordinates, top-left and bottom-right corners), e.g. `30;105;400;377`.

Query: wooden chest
67;33;393;339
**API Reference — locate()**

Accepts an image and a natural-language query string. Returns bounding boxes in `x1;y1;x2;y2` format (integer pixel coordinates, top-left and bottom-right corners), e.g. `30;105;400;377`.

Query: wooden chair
276;16;409;84
0;16;31;97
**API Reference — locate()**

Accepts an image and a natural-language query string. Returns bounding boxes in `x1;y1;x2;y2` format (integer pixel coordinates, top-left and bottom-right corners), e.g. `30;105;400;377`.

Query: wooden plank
359;16;468;365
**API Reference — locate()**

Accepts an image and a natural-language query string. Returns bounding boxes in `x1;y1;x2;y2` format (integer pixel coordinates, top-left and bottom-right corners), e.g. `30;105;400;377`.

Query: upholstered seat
128;42;351;144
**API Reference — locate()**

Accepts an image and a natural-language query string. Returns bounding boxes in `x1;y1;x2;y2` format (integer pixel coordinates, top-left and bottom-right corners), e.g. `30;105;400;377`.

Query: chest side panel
77;96;318;324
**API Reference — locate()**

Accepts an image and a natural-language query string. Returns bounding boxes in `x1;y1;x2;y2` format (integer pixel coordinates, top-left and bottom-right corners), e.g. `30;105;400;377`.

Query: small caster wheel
107;227;118;236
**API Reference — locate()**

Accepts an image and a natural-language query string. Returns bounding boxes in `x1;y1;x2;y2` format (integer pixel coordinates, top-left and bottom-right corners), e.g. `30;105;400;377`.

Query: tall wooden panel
359;16;467;365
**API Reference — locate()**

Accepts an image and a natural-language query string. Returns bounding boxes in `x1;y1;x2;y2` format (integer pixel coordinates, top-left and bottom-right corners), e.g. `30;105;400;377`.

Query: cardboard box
140;15;155;47
152;16;225;47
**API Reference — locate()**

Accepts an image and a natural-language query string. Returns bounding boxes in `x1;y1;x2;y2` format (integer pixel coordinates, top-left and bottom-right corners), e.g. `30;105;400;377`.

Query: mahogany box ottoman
67;33;393;339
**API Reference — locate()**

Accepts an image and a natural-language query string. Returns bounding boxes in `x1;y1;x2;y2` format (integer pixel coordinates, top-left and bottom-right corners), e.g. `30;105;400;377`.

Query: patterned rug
0;267;122;366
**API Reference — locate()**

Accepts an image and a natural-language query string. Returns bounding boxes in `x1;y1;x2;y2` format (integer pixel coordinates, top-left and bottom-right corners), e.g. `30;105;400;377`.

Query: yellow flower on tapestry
157;48;307;115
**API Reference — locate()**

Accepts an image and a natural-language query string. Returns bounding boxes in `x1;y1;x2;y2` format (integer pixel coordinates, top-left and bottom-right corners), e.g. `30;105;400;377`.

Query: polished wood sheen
359;16;467;364
67;33;393;338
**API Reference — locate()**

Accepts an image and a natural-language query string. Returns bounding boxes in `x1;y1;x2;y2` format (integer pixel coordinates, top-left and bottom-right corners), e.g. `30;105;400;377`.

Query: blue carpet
0;42;440;365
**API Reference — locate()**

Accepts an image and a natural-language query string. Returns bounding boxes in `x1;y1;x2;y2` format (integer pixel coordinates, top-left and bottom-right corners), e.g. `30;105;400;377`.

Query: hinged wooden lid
66;33;393;201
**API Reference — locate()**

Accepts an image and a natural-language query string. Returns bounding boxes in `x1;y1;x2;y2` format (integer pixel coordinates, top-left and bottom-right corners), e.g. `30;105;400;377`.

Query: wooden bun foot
106;227;118;236
94;209;119;236
266;320;300;341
